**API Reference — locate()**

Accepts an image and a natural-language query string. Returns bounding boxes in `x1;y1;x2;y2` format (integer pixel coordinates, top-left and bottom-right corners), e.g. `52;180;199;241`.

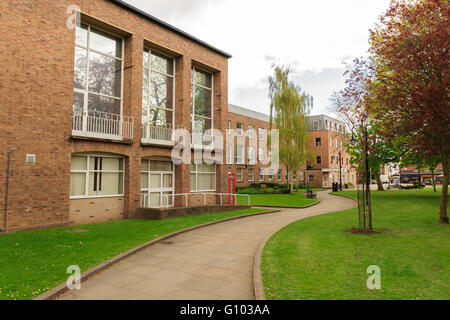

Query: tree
369;0;449;223
268;65;313;194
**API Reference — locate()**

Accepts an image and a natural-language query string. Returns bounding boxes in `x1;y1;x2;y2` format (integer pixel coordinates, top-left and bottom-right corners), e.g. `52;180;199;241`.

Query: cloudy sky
124;0;391;116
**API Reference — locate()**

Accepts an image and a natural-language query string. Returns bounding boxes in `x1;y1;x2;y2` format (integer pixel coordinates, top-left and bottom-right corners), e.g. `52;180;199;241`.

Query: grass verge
0;208;270;300
262;188;449;300
237;189;318;207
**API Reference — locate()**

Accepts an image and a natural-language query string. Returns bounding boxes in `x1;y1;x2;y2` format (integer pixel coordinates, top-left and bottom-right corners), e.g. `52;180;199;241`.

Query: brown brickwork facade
0;0;230;231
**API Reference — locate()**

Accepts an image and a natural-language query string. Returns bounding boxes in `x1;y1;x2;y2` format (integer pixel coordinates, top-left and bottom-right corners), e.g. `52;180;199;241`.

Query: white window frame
236;122;243;136
142;48;176;131
248;168;255;182
191;67;214;144
248;146;256;165
268;169;274;181
258;147;265;162
237;168;244;182
140;159;175;208
259;128;265;141
226;143;234;165
293;171;298;181
70;154;124;199
73;23;125;135
278;169;282;181
236;145;245;165
191;163;216;192
316;155;322;165
313;121;319;130
259;168;265;182
248;125;254;139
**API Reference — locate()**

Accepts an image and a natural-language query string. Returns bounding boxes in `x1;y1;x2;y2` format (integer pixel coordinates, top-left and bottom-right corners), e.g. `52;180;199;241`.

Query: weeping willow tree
269;65;313;194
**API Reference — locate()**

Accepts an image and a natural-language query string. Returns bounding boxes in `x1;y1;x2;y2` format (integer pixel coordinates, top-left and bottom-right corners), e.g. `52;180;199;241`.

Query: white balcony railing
141;123;185;146
72;110;134;140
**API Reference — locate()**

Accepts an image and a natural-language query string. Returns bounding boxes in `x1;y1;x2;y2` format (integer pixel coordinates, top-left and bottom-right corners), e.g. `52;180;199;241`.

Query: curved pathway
60;192;356;300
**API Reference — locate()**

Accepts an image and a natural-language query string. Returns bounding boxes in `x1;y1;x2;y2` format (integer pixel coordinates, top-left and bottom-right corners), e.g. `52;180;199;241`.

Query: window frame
316;155;322;165
70;154;125;199
142;48;176;130
236;168;244;182
259;168;265;182
73;23;125;118
191;67;214;139
190;162;216;192
236;144;245;165
248;168;255;182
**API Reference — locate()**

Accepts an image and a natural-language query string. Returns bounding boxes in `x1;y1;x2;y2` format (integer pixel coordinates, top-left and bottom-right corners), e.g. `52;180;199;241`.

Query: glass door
141;160;174;208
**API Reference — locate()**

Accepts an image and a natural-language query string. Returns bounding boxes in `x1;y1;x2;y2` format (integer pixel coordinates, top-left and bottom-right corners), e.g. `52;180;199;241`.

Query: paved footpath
60;192;355;300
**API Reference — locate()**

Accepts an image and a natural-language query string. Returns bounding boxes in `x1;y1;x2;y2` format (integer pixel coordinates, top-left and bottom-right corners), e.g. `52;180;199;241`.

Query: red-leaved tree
369;0;449;223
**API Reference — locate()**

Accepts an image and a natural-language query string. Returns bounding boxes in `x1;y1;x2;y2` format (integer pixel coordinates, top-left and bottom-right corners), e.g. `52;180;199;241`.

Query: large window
226;143;233;164
191;67;213;143
73;24;123;118
191;163;216;192
248;126;255;139
236;145;245;165
142;49;174;133
248;147;256;165
259;147;265;162
70;154;124;198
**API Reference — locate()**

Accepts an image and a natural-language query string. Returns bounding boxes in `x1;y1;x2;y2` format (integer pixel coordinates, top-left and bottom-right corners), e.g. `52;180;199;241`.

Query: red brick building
0;1;356;232
0;0;232;231
305;115;357;188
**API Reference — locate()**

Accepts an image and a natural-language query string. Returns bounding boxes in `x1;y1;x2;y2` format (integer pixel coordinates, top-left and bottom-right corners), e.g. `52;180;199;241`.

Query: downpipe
1;148;16;233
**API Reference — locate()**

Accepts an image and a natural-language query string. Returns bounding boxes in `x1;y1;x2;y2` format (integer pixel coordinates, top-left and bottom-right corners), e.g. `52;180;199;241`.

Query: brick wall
0;0;229;231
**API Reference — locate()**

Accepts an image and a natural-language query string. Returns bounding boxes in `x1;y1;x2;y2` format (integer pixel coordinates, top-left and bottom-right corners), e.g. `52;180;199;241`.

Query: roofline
108;0;233;58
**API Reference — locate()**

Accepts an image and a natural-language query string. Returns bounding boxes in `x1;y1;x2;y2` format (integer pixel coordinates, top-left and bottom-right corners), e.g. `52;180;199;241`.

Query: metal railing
141;193;251;209
72;110;134;140
141;123;185;144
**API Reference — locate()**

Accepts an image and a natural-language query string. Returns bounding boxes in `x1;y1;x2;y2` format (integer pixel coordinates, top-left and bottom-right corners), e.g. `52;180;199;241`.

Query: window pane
198;163;215;172
149;193;160;207
150;72;173;109
90;27;122;58
70;172;86;196
141;159;149;171
75;24;88;47
88;94;121;115
151;52;174;75
143;49;150;70
198;173;215;190
162;191;173;206
103;157;121;170
73;91;84;115
74;47;87;90
194;69;212;88
190;173;197;191
193;86;212;118
88;52;122;97
141;173;149;189
102;172;122;195
71;156;87;170
151;161;173;172
142;69;149;105
150;174;161;188
193;117;212;132
163;174;172;188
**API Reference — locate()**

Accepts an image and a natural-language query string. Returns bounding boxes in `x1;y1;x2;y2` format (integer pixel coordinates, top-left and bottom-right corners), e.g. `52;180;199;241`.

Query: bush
298;184;309;190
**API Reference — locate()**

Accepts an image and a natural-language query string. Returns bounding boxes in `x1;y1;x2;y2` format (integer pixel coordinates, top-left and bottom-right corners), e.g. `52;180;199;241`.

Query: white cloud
124;0;391;116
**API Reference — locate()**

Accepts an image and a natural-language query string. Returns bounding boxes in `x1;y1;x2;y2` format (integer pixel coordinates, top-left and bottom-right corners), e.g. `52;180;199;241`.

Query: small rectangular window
315;138;321;147
316;156;322;165
259;168;265;181
248;169;255;182
237;168;244;182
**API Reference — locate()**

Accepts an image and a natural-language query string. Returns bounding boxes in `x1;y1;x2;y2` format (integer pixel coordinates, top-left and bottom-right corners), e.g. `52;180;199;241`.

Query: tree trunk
287;168;294;194
439;150;449;224
375;171;385;191
431;168;437;193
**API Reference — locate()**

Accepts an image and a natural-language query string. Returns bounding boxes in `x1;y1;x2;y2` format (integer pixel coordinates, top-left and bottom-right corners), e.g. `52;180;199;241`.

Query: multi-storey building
0;1;356;232
0;0;232;231
305;115;356;188
226;104;308;187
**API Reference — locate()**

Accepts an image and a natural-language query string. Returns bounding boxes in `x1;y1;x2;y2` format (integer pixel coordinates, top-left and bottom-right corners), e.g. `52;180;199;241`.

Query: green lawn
262;188;450;300
0;208;270;300
236;190;319;207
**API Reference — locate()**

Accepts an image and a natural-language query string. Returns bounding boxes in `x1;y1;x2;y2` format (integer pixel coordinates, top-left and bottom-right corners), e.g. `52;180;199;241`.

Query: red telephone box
228;173;236;205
